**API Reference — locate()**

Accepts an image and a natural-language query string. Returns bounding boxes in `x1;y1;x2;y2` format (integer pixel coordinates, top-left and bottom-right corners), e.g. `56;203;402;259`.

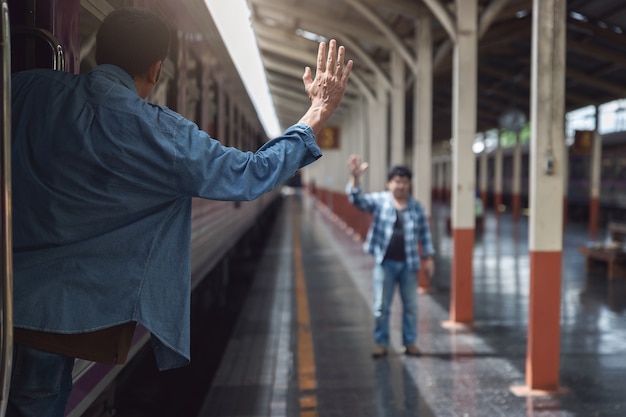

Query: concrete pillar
413;9;433;292
515;0;566;395
562;133;569;226
445;158;452;206
479;146;488;210
390;50;406;167
589;130;602;237
494;134;503;213
448;0;477;326
439;160;445;204
357;100;370;192
512;133;522;220
369;80;389;192
435;160;443;202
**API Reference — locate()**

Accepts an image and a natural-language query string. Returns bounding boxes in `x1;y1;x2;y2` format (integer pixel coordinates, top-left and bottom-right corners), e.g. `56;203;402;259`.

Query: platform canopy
247;0;626;144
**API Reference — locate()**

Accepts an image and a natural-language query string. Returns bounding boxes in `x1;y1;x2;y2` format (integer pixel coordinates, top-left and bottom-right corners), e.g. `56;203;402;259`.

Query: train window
502;155;513;177
569;155;590;180
602;158;615;180
615;156;626;180
521;154;529;178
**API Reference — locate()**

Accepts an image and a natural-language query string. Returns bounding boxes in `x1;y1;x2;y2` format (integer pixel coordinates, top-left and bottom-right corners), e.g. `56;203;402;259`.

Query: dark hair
387;166;412;182
95;8;170;78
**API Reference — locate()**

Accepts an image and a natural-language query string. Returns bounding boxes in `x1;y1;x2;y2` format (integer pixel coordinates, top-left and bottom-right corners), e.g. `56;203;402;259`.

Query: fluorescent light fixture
205;0;281;138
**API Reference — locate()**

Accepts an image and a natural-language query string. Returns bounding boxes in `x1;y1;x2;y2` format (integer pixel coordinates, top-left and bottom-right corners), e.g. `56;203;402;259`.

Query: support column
358;100;371;193
432;161;438;202
437;161;445;203
512;133;522;220
448;0;477;326
494;134;503;214
479;146;488;210
513;0;566;395
589;130;602;237
562;136;569;226
390;50;406;167
446;158;452;206
413;9;434;293
368;80;389;192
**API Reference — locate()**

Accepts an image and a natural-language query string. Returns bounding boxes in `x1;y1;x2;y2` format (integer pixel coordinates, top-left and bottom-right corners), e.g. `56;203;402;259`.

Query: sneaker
371;345;387;358
404;344;421;356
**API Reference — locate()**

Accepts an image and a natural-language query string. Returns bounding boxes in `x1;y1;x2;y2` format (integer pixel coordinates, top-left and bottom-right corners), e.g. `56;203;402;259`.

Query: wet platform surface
198;192;626;417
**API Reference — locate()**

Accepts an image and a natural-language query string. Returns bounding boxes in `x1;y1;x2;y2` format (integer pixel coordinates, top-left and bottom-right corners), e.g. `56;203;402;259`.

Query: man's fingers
302;66;312;85
317;41;327;74
335;45;345;75
341;59;353;84
326;39;337;74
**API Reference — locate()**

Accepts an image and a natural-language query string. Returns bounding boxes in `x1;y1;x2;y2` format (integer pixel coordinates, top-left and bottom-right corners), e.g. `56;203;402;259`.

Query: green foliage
500;123;530;147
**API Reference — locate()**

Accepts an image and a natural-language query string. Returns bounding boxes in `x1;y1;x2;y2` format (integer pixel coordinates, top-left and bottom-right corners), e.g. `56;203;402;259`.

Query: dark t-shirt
384;209;406;261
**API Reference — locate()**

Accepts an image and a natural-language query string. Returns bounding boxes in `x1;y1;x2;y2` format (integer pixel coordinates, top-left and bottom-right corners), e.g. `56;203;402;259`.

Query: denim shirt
346;185;435;271
11;65;321;370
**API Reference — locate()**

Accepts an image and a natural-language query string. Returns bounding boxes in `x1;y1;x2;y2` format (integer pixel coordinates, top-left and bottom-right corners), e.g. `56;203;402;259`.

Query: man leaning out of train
9;7;352;417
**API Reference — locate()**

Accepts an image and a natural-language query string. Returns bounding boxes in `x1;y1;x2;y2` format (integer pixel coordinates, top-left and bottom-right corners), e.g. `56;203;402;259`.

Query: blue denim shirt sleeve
173;119;320;200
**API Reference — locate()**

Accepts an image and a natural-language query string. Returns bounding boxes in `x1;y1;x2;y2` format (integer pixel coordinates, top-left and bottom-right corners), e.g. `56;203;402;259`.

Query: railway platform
197;190;626;417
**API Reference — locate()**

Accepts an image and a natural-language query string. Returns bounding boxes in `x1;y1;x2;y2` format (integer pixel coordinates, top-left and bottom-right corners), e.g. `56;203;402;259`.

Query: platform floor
198;191;626;417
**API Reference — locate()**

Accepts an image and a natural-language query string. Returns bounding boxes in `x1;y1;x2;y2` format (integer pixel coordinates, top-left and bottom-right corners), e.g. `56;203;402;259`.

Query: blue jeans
373;259;418;346
7;344;74;417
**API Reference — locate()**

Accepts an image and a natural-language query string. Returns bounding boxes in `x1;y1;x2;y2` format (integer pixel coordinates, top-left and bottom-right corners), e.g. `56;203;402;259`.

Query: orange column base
418;269;432;293
480;191;487;211
510;385;569;397
448;228;474;325
512;193;521;220
524;250;563;392
418;223;433;293
494;192;502;215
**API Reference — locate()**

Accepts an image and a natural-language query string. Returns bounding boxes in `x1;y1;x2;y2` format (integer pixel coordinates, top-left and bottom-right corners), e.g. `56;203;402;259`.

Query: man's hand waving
299;39;353;136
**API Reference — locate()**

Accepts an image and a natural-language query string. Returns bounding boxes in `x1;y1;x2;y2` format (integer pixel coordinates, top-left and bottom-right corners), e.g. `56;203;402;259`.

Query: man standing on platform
346;155;435;358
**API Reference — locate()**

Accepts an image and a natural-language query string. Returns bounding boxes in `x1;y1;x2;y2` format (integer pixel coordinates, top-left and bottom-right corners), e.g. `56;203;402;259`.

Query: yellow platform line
292;204;318;416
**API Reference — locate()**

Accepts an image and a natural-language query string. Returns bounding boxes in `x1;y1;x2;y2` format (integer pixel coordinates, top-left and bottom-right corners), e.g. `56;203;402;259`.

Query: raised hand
299;40;353;136
347;154;368;178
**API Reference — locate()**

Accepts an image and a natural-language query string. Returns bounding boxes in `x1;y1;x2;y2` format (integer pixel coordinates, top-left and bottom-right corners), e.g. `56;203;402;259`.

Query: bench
579;222;626;280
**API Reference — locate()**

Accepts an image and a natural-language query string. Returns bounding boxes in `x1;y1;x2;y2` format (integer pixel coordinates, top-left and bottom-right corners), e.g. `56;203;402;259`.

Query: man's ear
147;60;163;85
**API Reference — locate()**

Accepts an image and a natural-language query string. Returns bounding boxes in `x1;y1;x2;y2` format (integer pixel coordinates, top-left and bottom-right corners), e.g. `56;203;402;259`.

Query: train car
1;1;283;416
567;130;626;223
477;130;626;224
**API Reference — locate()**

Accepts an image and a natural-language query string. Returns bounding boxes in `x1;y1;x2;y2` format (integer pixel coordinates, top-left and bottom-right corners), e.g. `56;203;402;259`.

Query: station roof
247;0;626;145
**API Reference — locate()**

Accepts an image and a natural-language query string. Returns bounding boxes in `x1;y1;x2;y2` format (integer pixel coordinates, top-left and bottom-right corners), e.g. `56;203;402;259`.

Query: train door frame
0;1;11;415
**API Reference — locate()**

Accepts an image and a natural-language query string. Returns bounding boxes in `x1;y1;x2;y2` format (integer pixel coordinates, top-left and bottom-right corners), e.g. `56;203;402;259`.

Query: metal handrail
0;1;11;415
11;26;64;71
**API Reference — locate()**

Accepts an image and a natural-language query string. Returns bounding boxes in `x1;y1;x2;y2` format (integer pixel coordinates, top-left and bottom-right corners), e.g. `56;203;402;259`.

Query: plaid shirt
347;185;435;271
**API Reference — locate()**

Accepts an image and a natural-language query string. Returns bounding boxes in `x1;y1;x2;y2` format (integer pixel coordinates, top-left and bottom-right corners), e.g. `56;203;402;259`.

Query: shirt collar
90;64;138;94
